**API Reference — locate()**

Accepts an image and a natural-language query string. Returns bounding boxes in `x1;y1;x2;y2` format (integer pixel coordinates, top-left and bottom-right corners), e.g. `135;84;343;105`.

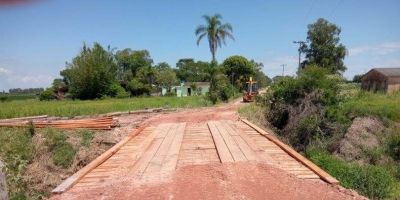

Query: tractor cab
243;77;258;102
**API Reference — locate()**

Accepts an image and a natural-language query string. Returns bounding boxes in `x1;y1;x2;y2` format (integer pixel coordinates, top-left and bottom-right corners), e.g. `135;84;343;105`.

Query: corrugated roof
373;68;400;77
183;82;210;87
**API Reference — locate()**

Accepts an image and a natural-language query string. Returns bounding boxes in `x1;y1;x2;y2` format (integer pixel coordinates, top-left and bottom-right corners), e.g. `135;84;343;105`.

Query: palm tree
195;14;234;62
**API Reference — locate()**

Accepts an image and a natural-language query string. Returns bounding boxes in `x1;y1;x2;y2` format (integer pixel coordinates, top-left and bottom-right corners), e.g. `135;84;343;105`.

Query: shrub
208;73;233;104
52;143;75;168
108;82;128;98
39;88;56;101
306;148;395;199
127;78;150;96
0;96;8;102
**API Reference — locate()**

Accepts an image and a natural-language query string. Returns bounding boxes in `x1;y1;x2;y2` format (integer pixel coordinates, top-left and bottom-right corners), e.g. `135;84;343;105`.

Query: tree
195;14;234;61
155;68;177;93
301;18;347;74
175;59;211;82
222;55;256;88
60;43;117;99
352;74;363;83
115;49;153;81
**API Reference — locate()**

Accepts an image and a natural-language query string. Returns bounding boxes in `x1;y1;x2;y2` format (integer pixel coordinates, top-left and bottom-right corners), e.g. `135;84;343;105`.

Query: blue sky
1;0;400;91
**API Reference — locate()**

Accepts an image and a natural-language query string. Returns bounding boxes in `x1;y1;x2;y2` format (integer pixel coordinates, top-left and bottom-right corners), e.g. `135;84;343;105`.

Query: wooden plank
214;121;247;162
207;121;234;163
241;118;339;185
145;124;179;173
162;123;186;171
52;125;150;194
222;121;258;161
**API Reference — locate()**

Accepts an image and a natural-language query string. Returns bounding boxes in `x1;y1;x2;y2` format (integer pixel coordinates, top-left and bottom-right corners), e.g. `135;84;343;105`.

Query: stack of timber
0;116;115;130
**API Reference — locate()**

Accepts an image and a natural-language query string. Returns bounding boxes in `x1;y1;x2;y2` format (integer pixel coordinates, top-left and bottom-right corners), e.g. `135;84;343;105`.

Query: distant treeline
3;88;44;94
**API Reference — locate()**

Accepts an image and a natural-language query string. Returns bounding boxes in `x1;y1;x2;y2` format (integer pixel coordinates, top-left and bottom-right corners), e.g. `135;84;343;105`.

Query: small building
162;82;210;97
361;68;400;93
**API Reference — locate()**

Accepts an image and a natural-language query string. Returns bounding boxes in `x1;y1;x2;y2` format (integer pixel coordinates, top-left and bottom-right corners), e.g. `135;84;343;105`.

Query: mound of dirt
335;117;385;163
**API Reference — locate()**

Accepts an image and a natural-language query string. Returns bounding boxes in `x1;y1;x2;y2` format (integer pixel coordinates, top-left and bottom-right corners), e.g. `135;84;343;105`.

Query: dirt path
52;99;365;200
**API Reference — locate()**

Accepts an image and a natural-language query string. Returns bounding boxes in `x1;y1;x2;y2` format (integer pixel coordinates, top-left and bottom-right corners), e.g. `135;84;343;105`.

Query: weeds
43;129;76;168
79;130;94;147
306;148;395;199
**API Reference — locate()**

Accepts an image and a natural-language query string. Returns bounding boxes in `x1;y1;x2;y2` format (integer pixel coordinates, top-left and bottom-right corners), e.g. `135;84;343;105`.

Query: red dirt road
52;99;366;200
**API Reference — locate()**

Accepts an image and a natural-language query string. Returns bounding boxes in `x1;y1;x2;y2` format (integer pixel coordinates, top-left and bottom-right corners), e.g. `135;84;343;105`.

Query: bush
108;82;129;98
39;88;56;101
127;78;150;96
306;148;395;199
208;73;233;104
0;96;8;102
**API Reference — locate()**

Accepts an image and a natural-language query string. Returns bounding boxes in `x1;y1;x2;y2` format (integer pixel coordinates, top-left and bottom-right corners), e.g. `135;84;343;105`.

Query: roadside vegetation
0;126;114;199
238;18;400;199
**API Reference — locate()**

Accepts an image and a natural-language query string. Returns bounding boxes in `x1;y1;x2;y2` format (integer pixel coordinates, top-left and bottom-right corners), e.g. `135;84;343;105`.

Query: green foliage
222;55;256;88
208;72;234;104
268;66;340;106
52;143;76;168
44;128;67;151
338;92;400;122
0;128;34;200
0;96;209;119
155;67;178;92
352;74;363;83
301;18;347;73
79;130;94;147
0;96;8;102
195;14;234;61
108;82;129;98
61;43;117;100
306;149;395;199
175;59;211;82
115;49;153;78
43;129;76;168
39;88;56;101
386;133;400;161
127;78;150;96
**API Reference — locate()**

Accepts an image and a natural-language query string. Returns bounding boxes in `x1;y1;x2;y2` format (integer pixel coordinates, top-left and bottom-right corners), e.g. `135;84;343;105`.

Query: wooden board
207;121;234;163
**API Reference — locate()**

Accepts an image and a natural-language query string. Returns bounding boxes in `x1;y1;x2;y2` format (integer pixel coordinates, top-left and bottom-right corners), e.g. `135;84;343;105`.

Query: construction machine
243;77;258;102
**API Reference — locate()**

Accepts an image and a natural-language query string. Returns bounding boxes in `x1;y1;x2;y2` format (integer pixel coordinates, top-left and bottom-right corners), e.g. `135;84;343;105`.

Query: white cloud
349;42;400;56
0;67;10;75
0;67;53;91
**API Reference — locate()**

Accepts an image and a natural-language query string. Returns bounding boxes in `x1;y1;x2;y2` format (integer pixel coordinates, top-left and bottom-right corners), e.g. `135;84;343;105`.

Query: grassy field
0;93;38;101
0;96;211;119
339;92;400;122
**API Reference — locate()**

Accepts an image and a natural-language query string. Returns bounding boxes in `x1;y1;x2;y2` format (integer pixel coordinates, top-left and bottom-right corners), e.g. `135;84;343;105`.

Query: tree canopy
60;43;117;100
301;18;347;74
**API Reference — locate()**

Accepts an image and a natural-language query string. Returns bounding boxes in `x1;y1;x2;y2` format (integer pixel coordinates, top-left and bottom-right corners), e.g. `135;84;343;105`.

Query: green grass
79;130;94;147
0;93;38;101
338;92;400;122
306;148;397;199
43;128;76;168
0;96;211;119
0;128;34;200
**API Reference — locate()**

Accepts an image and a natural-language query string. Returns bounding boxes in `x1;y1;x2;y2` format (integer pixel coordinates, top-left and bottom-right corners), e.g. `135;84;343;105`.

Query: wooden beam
207;121;234;163
241;118;340;185
51;124;148;194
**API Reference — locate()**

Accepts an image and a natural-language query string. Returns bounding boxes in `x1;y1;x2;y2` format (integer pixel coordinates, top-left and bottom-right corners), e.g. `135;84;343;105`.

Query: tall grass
306;148;396;199
0;96;210;119
339;92;400;122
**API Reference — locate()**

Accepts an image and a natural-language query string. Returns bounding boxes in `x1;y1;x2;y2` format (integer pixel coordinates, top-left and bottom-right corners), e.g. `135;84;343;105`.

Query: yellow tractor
243;77;259;102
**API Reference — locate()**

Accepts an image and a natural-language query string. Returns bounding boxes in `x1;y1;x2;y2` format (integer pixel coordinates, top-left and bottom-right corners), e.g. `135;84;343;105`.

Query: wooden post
0;160;8;200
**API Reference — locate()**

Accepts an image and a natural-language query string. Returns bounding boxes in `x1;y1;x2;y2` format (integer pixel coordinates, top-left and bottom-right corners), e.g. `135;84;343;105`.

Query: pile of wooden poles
0;116;115;130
